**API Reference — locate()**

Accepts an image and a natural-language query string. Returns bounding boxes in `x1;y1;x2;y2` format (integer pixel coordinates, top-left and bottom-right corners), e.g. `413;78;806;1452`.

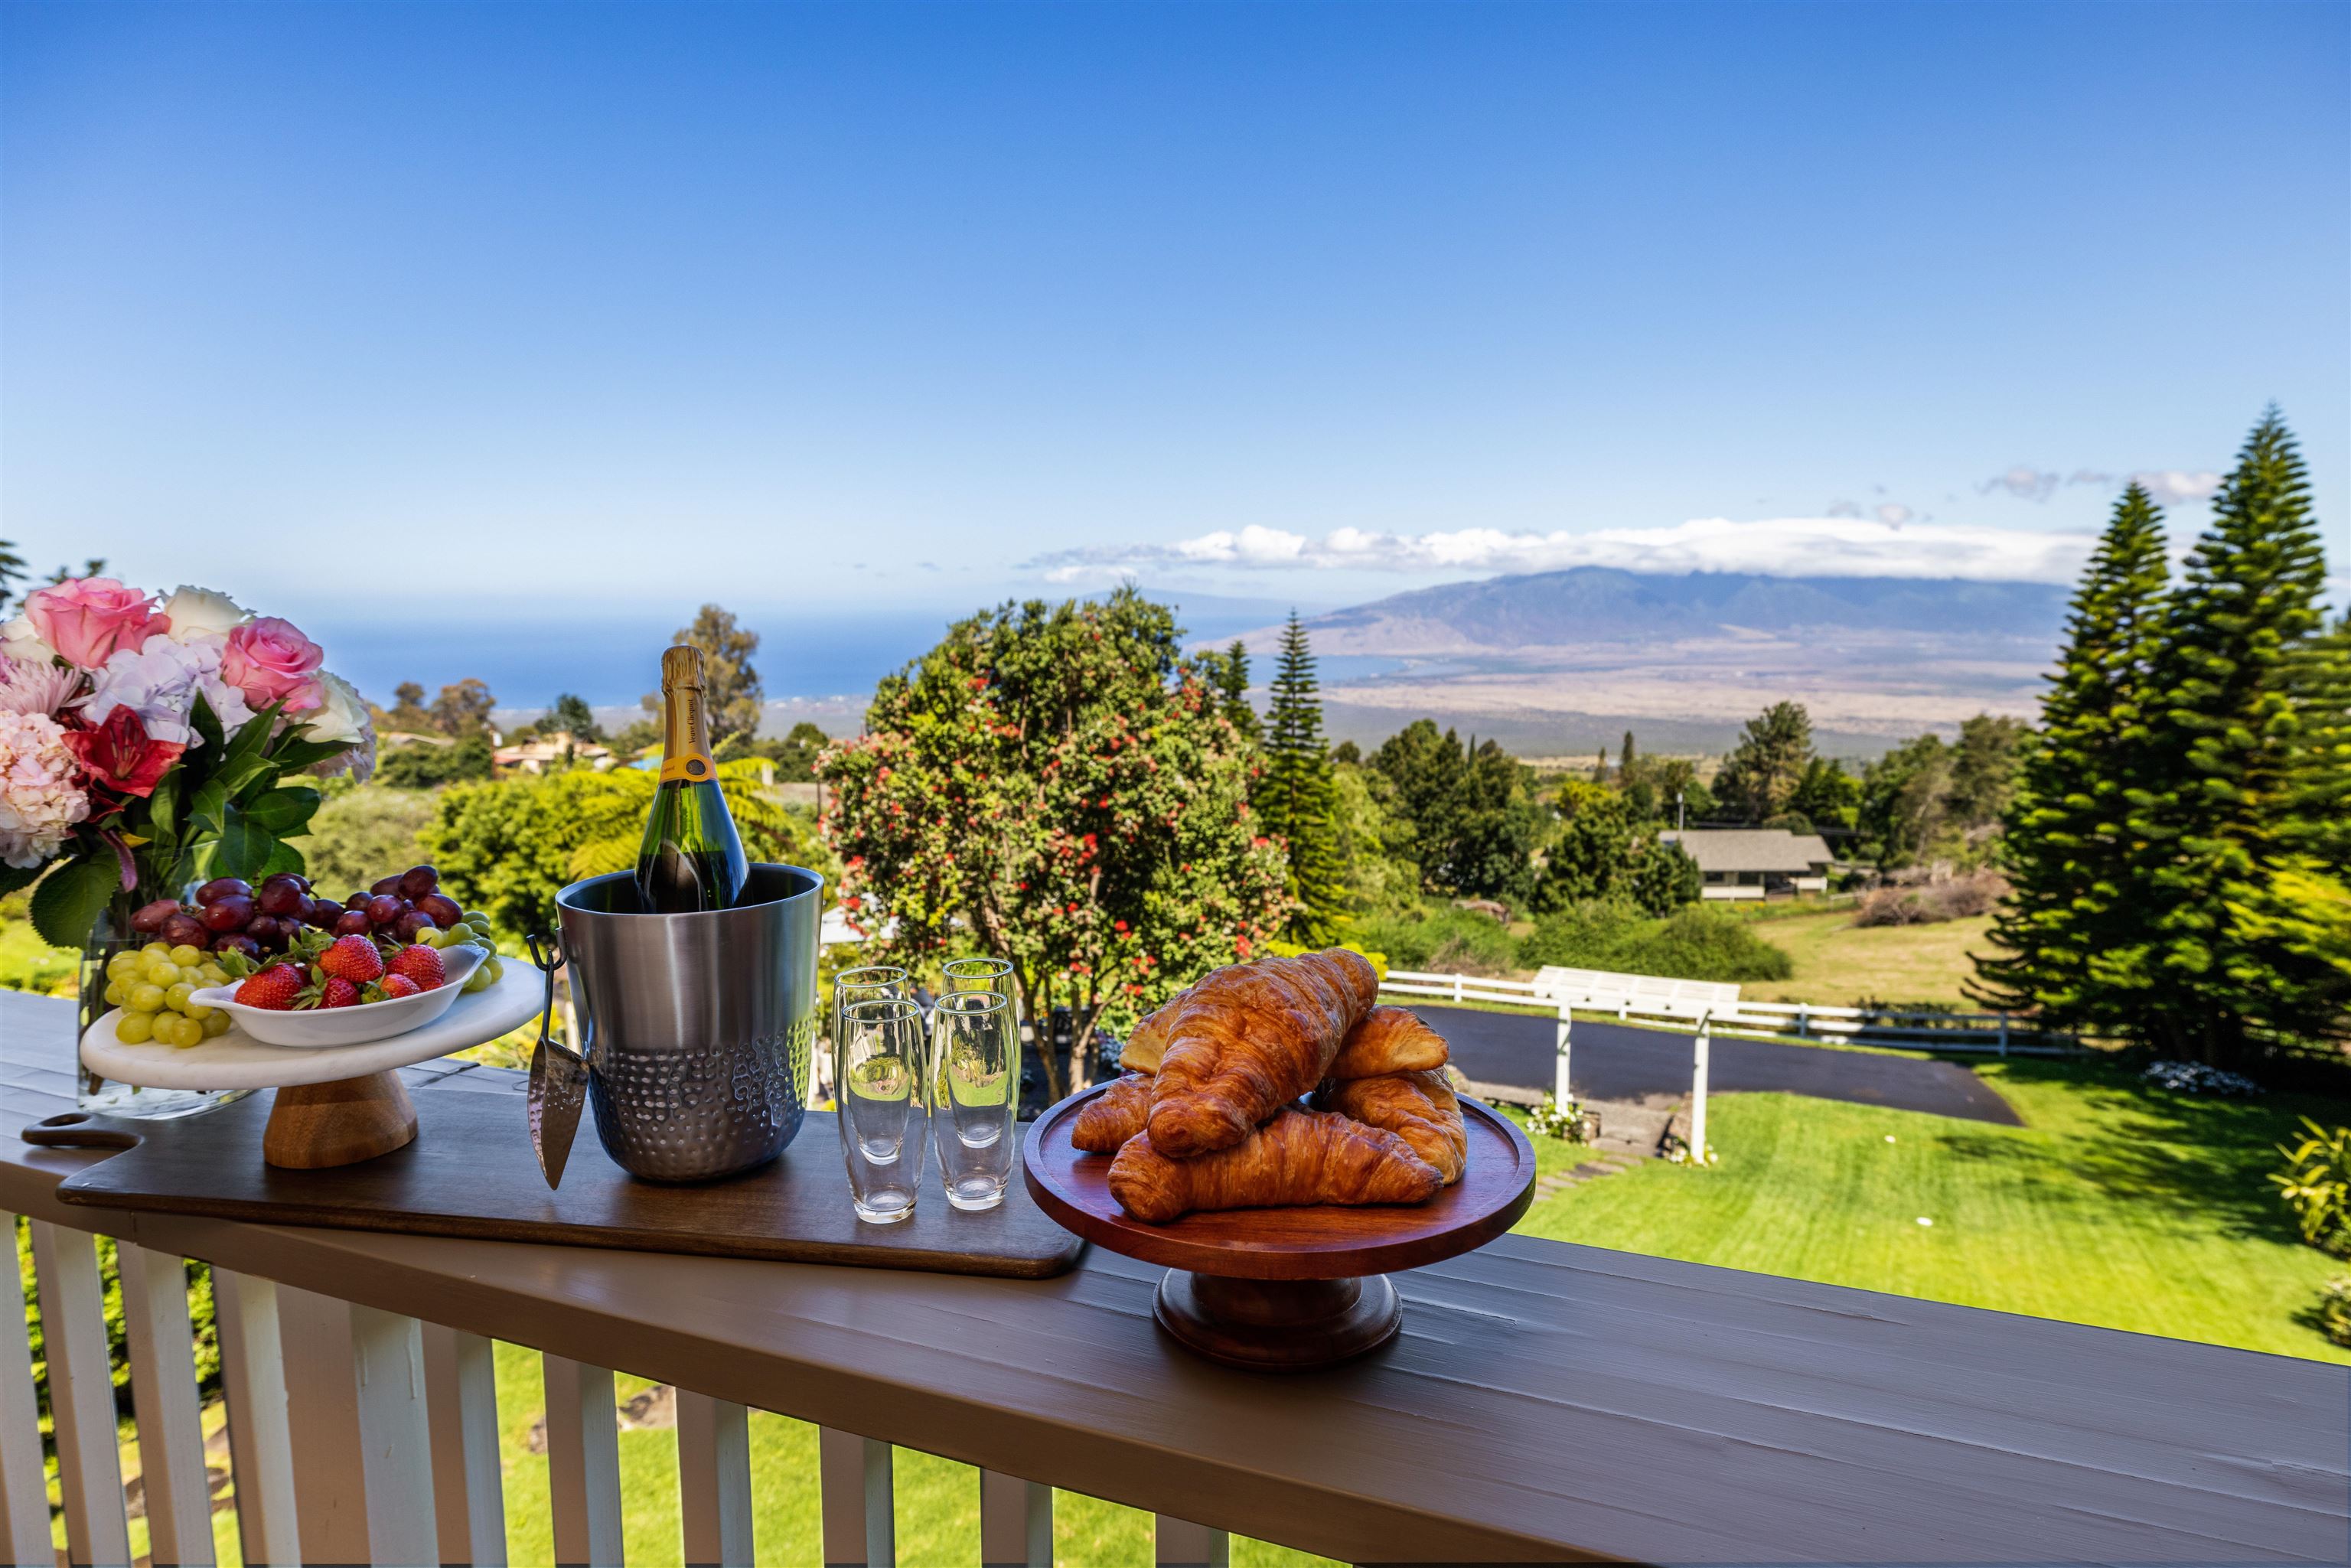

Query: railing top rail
0;991;2323;1563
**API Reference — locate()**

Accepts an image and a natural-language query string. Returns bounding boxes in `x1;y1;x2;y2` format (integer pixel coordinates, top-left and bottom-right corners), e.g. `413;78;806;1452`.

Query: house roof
1660;828;1835;873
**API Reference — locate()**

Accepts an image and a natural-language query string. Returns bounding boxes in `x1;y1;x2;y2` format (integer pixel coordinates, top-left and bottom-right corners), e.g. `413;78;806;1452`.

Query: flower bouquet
0;577;375;1032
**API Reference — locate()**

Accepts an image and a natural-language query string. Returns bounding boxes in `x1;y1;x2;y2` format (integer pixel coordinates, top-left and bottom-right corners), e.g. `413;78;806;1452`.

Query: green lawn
1741;909;1994;1006
1515;1059;2351;1364
0;909;77;994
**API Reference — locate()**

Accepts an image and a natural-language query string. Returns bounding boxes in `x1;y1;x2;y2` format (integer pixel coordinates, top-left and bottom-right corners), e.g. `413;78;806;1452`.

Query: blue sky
3;2;2344;699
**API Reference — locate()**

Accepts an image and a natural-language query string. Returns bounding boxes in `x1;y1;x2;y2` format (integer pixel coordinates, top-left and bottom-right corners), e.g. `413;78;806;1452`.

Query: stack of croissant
1069;948;1469;1223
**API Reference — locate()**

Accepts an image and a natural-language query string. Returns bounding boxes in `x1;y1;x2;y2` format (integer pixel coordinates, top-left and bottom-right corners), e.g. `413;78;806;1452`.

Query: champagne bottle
636;645;749;913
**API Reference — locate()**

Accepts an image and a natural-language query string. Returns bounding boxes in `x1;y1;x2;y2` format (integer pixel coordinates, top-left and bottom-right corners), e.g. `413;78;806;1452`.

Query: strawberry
233;963;305;1011
380;973;422;999
318;933;384;983
386;944;445;991
320;976;362;1009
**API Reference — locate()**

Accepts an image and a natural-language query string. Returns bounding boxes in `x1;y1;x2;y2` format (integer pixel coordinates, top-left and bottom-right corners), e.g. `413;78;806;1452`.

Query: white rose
301;671;377;784
0;616;57;665
160;585;249;644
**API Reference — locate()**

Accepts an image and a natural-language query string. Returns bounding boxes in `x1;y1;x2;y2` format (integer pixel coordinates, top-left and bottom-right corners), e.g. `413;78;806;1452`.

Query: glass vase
76;906;249;1120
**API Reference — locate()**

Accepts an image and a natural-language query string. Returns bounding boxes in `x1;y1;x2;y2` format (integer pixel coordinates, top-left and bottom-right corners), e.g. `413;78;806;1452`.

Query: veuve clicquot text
636;645;749;913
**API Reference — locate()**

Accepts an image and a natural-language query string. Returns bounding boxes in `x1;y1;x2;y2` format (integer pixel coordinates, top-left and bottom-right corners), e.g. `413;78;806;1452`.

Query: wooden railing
2;991;2335;1566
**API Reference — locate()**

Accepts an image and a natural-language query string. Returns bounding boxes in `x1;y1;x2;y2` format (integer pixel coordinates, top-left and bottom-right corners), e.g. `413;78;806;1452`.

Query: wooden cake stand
65;969;540;1169
1022;1085;1537;1370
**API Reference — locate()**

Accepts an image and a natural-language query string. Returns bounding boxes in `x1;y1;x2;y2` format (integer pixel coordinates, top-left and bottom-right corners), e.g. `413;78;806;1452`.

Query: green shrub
2319;1277;2351;1347
375;735;494;789
2273;1117;2351;1254
302;785;437;898
1352;905;1518;975
1520;900;1792;984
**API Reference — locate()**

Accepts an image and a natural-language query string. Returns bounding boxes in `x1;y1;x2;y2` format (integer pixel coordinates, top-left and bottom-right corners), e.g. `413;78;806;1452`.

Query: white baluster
116;1244;214;1566
211;1270;301;1568
1690;1013;1710;1162
348;1305;439;1568
541;1354;624;1567
422;1323;507;1565
1553;1006;1572;1106
0;1214;56;1568
1154;1515;1229;1568
818;1427;893;1568
276;1285;370;1564
979;1470;1050;1568
29;1221;131;1567
674;1389;752;1568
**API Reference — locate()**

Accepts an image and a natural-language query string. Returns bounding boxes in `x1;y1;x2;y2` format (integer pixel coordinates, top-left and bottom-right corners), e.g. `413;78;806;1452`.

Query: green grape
129;983;167;1013
141;940;173;959
144;957;181;986
201;1009;232;1037
106;952;141;980
168;943;204;967
116;1012;155;1045
103;980;130;1006
165;983;195;1012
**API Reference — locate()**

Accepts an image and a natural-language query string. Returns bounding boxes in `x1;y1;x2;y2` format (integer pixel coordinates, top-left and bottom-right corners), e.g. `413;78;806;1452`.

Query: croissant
1116;992;1185;1075
1325;1006;1449;1079
1146;949;1381;1158
1107;1107;1443;1223
1313;1069;1467;1185
1071;1072;1153;1153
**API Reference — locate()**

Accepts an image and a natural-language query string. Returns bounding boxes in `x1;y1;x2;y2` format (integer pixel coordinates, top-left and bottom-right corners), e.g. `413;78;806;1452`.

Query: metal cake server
525;929;587;1190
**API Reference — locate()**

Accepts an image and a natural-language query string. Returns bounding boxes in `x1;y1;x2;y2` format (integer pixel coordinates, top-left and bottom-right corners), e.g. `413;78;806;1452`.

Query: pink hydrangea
220;617;324;713
0;709;90;869
21;578;168;671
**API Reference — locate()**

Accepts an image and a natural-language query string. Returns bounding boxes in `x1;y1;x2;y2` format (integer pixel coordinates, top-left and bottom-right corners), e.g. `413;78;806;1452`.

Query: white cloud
2129;469;2222;504
1979;466;2062;502
1030;515;2096;585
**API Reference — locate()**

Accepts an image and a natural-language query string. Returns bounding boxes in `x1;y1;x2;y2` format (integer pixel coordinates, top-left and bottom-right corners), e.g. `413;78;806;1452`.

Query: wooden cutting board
34;1084;1084;1279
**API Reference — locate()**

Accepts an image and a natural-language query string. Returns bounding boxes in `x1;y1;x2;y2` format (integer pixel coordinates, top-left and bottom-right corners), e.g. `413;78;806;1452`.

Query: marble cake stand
72;967;541;1169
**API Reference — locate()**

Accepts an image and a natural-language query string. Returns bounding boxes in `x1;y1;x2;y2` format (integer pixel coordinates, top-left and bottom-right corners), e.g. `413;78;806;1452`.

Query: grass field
1516;1058;2351;1364
0;911;77;994
1741;909;1994;1005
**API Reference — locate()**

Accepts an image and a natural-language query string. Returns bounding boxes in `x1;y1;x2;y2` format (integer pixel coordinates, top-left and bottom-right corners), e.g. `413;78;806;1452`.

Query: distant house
493;731;615;775
1659;828;1835;900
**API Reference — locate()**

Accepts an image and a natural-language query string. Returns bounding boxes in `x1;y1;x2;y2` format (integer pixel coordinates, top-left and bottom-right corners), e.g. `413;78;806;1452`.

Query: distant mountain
1269;568;2071;656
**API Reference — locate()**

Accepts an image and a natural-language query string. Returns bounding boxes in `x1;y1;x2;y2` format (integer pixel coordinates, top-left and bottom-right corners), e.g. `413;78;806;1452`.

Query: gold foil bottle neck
660;644;706;690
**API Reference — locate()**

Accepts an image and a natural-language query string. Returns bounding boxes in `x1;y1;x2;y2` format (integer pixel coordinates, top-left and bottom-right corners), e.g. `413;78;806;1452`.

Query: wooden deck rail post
212;1270;302;1568
542;1353;624;1567
117;1242;216;1567
979;1470;1051;1568
676;1389;755;1568
820;1427;895;1567
1154;1516;1230;1568
422;1322;507;1566
29;1219;132;1567
0;1213;57;1568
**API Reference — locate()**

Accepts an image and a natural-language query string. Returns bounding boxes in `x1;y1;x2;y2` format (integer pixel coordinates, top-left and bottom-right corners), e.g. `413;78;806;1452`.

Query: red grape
416;892;463;929
366;895;403;926
160;911;210;949
200;895;254;932
244;914;283;948
393;910;439;942
213;933;261;961
195;877;252;907
257;877;306;917
344;891;373;911
129;898;181;934
305;897;343;928
370;875;403;896
397;865;439;900
333;910;373;937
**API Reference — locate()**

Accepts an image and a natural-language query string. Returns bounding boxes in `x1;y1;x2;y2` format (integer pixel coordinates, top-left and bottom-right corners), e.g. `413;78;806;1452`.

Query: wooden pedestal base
1153;1270;1401;1370
261;1071;417;1169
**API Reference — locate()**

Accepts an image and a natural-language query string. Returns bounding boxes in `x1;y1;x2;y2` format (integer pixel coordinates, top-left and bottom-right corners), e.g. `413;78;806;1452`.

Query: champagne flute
929;989;1019;1210
835;996;928;1223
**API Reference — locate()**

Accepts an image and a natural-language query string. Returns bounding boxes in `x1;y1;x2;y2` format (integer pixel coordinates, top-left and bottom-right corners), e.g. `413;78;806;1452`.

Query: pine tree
1206;638;1260;742
1969;484;2170;1028
1261;612;1348;944
2226;611;2351;1044
1619;730;1636;774
2120;410;2331;1064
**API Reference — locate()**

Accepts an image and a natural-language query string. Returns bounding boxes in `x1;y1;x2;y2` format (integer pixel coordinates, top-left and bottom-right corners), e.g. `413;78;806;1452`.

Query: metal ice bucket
555;864;823;1182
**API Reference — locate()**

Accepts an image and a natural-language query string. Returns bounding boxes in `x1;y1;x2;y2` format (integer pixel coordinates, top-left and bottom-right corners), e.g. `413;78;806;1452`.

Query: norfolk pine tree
2121;410;2331;1064
1261;612;1348;944
1970;484;2170;1029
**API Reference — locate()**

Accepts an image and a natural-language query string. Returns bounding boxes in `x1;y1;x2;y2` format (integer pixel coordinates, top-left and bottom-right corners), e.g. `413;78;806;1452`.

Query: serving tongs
525;929;588;1190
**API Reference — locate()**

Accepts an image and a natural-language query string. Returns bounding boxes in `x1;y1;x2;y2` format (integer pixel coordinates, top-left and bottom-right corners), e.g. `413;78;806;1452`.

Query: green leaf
244;786;321;836
210;801;276;882
268;738;350;772
259;839;307;879
30;855;122;947
0;862;43;899
190;692;226;757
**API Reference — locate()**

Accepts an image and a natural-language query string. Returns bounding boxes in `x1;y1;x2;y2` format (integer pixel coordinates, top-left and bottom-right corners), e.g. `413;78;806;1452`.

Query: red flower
64;706;184;798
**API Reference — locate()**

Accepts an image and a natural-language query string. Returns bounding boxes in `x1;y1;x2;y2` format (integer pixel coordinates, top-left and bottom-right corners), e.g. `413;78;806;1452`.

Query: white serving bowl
188;944;489;1049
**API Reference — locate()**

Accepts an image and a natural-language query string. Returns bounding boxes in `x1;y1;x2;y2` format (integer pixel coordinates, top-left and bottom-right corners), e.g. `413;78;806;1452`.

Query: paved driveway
1414;1003;2023;1126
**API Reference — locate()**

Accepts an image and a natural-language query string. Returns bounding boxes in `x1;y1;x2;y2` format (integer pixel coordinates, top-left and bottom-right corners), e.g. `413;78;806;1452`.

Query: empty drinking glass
930;989;1019;1210
835;996;928;1224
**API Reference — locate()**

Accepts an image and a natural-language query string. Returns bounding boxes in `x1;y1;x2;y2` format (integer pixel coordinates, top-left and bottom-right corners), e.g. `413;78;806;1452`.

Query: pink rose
220;617;325;713
23;578;168;671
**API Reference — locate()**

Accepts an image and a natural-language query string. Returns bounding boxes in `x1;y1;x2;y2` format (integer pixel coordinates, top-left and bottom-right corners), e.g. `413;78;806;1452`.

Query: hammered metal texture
587;1014;813;1182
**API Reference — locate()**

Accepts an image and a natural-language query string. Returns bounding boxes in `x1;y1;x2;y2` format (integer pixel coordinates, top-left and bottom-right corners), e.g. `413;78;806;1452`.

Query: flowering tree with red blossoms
820;589;1287;1097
